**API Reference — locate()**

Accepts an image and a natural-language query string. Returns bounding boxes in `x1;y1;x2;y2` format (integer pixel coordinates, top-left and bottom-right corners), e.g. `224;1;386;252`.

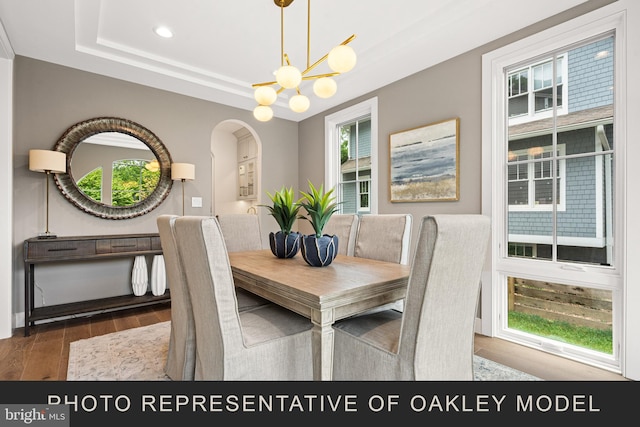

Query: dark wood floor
0;304;628;381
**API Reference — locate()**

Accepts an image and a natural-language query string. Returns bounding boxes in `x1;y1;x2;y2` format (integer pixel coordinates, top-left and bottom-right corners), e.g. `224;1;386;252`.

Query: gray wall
12;0;616;322
297;0;616;258
13;57;298;314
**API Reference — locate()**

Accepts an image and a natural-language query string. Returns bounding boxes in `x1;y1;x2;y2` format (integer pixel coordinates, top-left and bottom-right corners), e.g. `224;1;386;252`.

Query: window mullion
551;55;559;262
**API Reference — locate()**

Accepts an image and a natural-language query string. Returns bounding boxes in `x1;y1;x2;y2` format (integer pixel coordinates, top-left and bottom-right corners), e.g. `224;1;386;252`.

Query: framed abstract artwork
389;117;460;202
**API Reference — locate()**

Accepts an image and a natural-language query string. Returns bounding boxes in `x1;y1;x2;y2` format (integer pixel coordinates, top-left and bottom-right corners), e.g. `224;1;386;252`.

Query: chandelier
252;0;357;122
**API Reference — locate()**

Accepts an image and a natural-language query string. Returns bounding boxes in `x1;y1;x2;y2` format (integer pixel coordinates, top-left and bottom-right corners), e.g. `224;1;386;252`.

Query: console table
23;233;170;336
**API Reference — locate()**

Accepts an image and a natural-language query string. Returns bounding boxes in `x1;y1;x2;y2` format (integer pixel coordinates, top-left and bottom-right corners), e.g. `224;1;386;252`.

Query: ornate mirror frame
53;117;173;220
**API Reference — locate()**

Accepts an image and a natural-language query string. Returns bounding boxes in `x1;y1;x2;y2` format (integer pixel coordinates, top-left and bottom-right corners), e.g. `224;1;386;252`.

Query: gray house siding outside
508;36;614;262
568;37;614;111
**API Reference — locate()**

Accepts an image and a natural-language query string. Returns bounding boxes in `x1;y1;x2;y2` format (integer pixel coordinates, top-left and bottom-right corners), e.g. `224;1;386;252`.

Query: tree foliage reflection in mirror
76;159;160;206
54;117;173;219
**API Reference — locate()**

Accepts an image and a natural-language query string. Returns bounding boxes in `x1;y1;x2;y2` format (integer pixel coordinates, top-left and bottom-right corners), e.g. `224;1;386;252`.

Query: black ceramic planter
269;231;300;258
300;234;339;267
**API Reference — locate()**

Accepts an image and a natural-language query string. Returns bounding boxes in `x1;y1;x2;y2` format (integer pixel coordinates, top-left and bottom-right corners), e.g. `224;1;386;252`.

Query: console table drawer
151;236;162;251
26;240;96;260
96;237;152;254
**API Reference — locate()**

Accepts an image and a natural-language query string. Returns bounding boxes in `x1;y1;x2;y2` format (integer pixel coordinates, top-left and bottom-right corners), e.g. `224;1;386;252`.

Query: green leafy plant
298;181;339;238
261;186;302;234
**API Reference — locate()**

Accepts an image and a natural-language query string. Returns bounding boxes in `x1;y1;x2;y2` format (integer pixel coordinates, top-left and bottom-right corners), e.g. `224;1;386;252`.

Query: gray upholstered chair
331;214;490;380
353;213;412;312
157;213;269;380
324;214;359;256
216;213;263;252
173;216;313;380
216;213;272;310
157;214;196;380
354;213;412;264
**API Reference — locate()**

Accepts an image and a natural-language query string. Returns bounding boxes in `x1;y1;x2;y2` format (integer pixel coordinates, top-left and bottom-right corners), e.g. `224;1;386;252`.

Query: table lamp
171;163;195;216
29;149;67;239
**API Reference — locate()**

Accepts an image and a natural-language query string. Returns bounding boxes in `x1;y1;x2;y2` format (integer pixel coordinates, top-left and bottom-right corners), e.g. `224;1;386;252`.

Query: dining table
228;249;411;381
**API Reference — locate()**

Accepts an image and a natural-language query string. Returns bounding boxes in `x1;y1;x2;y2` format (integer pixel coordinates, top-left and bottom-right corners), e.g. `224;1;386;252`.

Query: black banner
0;381;635;424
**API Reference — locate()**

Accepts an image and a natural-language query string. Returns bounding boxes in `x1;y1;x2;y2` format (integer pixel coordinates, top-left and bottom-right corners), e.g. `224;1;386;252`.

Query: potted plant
261;186;303;258
298;181;340;267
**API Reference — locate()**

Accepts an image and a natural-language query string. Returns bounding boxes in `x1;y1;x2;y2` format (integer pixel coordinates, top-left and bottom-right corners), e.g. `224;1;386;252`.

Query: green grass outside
508;311;613;354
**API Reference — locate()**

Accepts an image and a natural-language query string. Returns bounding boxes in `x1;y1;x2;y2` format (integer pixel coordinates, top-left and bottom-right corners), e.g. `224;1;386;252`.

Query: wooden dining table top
227;249;411;310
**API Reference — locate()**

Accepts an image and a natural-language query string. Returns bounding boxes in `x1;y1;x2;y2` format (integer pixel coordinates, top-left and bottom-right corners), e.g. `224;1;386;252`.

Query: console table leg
24;262;34;337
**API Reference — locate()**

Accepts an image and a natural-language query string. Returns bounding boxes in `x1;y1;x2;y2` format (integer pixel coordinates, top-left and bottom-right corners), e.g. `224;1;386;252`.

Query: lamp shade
171;163;195;181
29;149;66;173
313;77;337;98
254;86;277;106
328;44;357;73
145;159;160;172
275;65;302;89
253;105;274;122
289;94;310;113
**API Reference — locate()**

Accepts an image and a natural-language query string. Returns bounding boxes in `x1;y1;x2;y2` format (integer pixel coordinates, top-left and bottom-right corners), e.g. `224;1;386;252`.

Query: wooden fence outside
508;277;612;331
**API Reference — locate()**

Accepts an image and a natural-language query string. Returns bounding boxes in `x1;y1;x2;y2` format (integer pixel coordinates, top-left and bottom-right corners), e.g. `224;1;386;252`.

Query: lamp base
37;232;58;239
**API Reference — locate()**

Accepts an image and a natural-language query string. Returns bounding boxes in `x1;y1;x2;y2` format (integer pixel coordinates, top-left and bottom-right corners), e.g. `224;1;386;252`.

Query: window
508;144;565;211
325;98;378;215
482;9;624;373
336;117;371;213
508;55;567;124
508;242;535;258
359;180;370;212
76;159;159;206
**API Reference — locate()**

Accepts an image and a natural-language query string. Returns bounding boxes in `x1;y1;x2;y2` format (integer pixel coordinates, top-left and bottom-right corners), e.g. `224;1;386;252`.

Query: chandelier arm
252;81;277;88
301;34;356;76
301;73;340;80
251;81;288;95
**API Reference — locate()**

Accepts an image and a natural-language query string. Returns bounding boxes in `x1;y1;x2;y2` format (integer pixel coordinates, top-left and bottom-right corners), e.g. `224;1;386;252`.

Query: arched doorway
210;119;266;243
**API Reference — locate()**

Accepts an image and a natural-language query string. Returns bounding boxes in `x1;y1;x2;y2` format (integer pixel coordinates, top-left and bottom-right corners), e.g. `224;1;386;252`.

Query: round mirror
53;117;173;219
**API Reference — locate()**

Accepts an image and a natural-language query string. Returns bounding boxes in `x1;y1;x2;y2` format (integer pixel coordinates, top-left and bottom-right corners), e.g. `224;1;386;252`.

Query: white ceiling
0;0;587;122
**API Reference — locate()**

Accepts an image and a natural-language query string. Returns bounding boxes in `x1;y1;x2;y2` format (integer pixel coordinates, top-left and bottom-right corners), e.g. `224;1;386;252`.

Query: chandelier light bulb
276;65;302;89
254;86;277;106
253;105;274;122
313;77;337;98
289;94;310;113
328;45;357;73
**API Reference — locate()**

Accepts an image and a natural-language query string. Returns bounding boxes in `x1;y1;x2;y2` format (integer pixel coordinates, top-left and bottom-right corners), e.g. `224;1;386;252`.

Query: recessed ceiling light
153;26;173;38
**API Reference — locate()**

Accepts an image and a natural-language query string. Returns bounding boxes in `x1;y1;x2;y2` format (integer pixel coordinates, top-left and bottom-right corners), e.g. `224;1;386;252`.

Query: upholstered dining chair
216;213;272;310
173;216;314;380
323;214;359;256
353;213;412;312
216;213;263;252
157;214;196;380
354;213;412;265
157;214;270;380
331;214;490;380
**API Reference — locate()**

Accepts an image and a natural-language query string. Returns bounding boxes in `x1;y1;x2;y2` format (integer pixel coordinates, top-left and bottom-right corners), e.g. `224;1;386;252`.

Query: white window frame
325;97;378;214
508;54;569;126
481;7;627;373
508;144;566;212
359;180;371;213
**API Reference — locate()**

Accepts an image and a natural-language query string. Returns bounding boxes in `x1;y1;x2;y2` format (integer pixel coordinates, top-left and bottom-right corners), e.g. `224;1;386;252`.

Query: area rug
67;321;540;381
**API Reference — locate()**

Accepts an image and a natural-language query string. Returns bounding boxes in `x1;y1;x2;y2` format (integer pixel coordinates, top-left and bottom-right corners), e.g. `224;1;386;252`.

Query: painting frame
389;117;460;202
